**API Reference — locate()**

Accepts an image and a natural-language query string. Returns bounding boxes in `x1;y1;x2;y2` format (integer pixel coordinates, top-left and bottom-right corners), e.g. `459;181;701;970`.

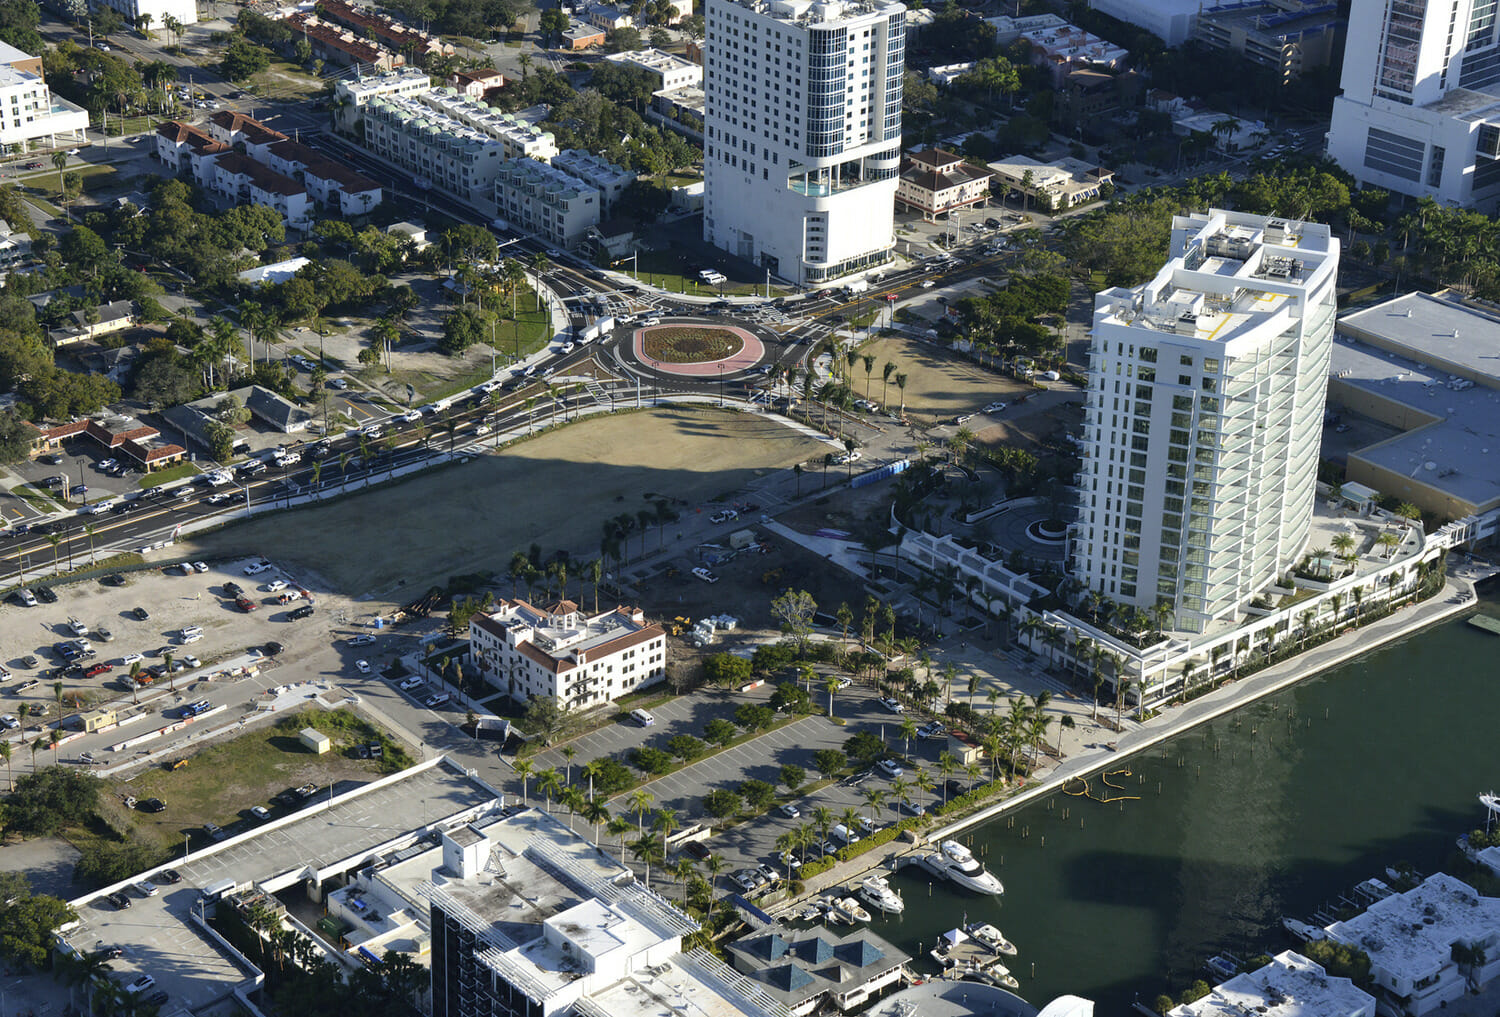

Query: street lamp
717;364;724;407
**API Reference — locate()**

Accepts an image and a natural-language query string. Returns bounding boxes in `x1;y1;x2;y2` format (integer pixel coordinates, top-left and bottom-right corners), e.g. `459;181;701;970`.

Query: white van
629;709;656;727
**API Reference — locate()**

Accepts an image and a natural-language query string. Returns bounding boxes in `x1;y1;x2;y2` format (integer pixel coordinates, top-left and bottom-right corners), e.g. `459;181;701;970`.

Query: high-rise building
1326;0;1500;209
702;0;905;286
1074;210;1340;633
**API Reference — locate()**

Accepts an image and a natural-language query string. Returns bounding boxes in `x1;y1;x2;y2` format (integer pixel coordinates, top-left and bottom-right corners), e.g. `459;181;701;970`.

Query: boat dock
1467;614;1500;635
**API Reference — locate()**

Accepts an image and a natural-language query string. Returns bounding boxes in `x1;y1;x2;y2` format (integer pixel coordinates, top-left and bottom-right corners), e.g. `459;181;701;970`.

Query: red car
84;662;113;678
235;596;257;612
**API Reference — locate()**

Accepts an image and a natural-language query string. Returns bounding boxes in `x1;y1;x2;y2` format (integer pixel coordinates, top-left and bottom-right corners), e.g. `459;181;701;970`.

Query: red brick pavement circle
633;324;766;377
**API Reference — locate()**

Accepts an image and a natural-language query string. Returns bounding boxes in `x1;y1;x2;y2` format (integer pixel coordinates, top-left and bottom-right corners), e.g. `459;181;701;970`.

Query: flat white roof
1167;950;1374;1017
1340;291;1500;389
1327;873;1500;983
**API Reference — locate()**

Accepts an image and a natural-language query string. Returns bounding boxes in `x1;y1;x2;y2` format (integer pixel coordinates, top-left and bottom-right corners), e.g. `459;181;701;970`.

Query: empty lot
855;335;1031;424
183;406;826;603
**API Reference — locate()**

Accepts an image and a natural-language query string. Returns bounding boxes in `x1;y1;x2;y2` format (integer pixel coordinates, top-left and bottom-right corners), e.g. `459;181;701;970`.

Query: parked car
107;893;131;910
139;798;166;813
778;803;800;818
157;869;182;884
243;562;271;576
877;696;905;714
354;660;371;674
876;758;905;778
250;806;271;821
399;677;424;691
424;692;450;708
203;822;225;841
266;579;287;592
289;604;315;620
691;567;719;584
124;976;155;995
347;634;375;646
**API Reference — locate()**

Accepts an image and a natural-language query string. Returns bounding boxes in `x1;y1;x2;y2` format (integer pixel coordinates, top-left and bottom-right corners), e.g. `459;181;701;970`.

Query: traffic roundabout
632;322;765;377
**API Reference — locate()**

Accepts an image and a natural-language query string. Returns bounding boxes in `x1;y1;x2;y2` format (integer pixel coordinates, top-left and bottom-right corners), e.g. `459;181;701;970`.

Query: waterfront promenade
773;564;1495;911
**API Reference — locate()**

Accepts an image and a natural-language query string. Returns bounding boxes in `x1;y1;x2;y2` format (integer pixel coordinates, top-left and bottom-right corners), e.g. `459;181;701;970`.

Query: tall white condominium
702;0;905;286
1075;210;1340;634
1327;0;1500;209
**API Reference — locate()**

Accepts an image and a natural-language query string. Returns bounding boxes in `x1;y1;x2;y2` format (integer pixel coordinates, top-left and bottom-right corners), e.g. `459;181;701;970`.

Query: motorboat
829;896;872;923
856;875;905;914
1204;954;1241;982
965;922;1018;956
1281;917;1326;942
960;967;1020;990
930;840;1004;895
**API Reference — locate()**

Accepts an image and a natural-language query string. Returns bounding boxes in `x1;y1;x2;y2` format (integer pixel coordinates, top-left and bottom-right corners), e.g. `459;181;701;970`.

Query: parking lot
1;443;188;529
0;553;361;741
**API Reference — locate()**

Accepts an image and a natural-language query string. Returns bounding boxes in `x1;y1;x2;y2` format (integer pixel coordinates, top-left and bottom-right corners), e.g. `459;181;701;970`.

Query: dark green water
870;593;1500;1014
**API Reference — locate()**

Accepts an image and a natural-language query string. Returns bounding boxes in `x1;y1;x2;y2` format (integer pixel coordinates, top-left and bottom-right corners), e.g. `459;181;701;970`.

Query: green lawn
15;483;66;510
139;462;202;489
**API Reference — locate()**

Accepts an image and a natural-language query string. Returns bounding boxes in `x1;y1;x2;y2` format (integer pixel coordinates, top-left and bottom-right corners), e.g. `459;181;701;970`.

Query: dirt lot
183;407;827;604
855;335;1032;424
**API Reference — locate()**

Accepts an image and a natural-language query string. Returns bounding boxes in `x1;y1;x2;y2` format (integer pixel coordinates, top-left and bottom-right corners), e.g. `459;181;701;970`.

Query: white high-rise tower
1327;0;1500;209
702;0;905;286
1073;210;1340;634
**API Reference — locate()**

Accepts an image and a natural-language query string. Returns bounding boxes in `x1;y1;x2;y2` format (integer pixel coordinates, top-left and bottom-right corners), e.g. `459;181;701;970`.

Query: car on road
641;316;661;326
0;715;18;730
877;696;904;714
244;562;271;575
709;509;738;524
347;634;375;645
266;579;287;592
983;401;1007;413
355;660;371;674
876;758;905;778
250;806;271;821
691;567;719;584
328;378;348;389
920;279;935;288
399;677;424;691
778;803;800;818
425;692;450;708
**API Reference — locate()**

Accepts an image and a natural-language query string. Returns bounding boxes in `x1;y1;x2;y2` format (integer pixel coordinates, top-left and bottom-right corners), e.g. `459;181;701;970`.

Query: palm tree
627;788;655;833
536;767;562;812
1377;531;1401;558
823;674;839;718
513;759;533;804
811;804;833;847
0;739;10;791
607;815;631;854
860;786;887;823
583;797;610;845
895;372;908;418
52;150;68;208
1332;531;1357;561
880;361;896;406
629;832;664;888
652;806;679;850
128;660;141;704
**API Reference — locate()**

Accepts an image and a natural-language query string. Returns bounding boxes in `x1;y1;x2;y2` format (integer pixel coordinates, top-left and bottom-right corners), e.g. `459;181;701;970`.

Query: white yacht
966;922;1018;956
856;875;905;914
928;839;1005;895
829;896;872;923
1281;917;1326;942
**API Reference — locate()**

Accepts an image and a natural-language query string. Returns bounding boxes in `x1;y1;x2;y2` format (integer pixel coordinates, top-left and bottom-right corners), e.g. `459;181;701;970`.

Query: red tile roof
215;152;307;198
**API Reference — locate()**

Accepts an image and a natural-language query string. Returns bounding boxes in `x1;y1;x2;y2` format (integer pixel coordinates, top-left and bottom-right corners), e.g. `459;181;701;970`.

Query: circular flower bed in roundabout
639;326;746;364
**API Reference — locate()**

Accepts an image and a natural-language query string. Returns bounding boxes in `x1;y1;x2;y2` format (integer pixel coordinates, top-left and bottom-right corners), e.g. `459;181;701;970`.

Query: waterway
866;591;1500;1014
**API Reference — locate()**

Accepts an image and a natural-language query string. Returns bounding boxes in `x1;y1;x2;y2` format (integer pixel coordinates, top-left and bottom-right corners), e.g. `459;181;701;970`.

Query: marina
860;591;1500;1012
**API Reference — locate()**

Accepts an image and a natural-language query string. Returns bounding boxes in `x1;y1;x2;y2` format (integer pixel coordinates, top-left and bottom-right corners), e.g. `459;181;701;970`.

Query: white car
983;401;1007;414
876;758;905;778
641;316;662;326
265;580;288;592
348;634;376;646
328;378;349;389
120;653;144;667
355;660;371;674
0;715;18;730
779;803;800;818
362;425;383;438
920;279;935;288
691;567;719;584
402;410;422;422
399;676;424;691
877;696;905;714
180;655;200;669
192;562;209;573
244;562;271;576
250;805;271;821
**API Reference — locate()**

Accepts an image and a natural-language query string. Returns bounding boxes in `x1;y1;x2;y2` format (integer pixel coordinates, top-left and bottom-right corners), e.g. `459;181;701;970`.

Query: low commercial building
724;926;910;1016
26;415;186;471
1166;950;1375;1017
1331;290;1500;539
468;598;665;710
1194;0;1344;83
447;68;505;99
1325;873;1500;1017
0;52;88;150
605;48;704;91
650;85;705;140
1172;110;1269;153
895;148;994;221
987;155;1114;211
492;158;604;250
560;20;607;49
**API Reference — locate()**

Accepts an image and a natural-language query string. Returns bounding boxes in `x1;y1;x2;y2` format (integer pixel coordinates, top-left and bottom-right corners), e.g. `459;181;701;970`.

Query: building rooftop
736;0;906;27
723;924;909;1010
1326;873;1500;983
1166;950;1374;1017
1340;291;1500;389
606;48;700;74
1330;319;1500;511
867;979;1045;1017
1091;210;1335;348
1197;0;1342;39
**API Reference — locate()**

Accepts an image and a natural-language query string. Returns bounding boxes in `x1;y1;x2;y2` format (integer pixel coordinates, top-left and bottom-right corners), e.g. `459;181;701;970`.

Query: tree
703;652;752;688
0;872;77;968
523;695;568;744
666;734;706;762
704;718;737;747
769;681;811;715
440;306;489;355
813;748;845;779
770;588;817;649
220;36;271;80
702;788;743;818
779;764;805;793
734;702;775;732
629;745;674;775
4;766;101;835
538;8;568;45
737;778;776;813
843;730;886;767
